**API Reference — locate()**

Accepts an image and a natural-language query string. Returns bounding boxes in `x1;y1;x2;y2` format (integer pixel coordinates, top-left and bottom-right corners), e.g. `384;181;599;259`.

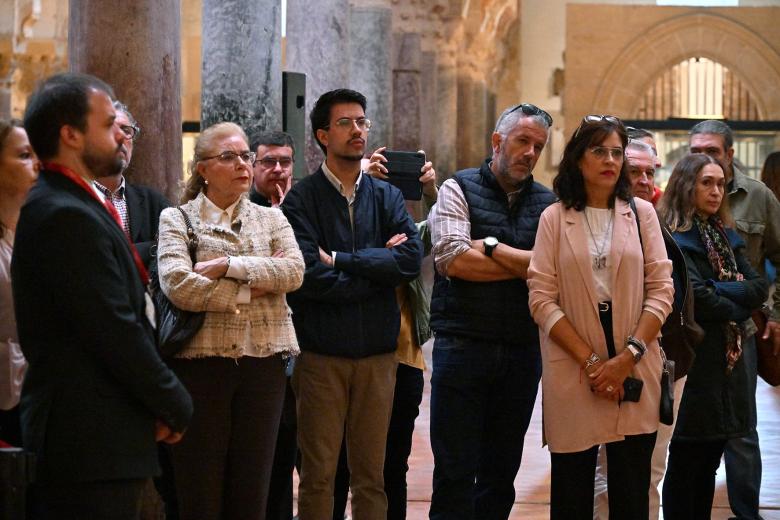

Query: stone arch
592;12;780;120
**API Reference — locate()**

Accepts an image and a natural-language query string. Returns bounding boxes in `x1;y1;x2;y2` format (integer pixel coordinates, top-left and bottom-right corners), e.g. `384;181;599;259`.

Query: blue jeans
429;334;541;520
724;338;764;520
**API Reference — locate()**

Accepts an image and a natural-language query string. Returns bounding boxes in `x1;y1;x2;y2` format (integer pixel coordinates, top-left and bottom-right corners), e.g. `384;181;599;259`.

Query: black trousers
30;478;147;520
662;438;727;520
265;377;298;520
550;432;657;520
333;363;424;520
168;355;286;520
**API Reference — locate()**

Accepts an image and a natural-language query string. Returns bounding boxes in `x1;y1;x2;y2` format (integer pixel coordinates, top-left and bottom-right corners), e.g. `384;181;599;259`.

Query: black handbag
659;348;675;425
149;207;205;358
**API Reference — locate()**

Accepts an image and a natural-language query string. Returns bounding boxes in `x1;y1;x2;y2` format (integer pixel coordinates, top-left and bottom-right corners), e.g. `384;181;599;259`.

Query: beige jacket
528;198;673;453
157;193;304;359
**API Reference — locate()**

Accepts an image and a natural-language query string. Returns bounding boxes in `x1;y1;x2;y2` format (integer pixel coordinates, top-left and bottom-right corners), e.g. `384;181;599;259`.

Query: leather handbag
753;310;780;387
659;348;675;425
149;207;205;358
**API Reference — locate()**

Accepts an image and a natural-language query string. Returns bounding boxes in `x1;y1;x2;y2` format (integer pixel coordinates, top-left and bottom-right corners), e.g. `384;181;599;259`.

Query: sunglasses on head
506;103;553;127
573;114;623;138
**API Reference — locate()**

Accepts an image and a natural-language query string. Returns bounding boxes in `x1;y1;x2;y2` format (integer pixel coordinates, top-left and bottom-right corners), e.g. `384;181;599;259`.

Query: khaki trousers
293;351;397;520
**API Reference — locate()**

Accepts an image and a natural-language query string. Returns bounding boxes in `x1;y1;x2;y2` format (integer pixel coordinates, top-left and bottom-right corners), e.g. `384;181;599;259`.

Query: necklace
584;209;613;271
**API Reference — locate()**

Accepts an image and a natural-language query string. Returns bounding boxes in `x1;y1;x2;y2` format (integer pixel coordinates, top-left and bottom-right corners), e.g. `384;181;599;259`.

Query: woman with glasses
658;154;767;519
157;122;304;520
528;115;673;519
0;119;38;447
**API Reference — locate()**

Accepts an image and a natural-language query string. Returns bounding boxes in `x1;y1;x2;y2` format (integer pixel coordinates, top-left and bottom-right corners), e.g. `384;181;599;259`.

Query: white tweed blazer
157;192;304;359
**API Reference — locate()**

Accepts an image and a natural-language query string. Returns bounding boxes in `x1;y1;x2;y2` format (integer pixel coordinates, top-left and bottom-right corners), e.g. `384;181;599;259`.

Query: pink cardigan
528;197;673;453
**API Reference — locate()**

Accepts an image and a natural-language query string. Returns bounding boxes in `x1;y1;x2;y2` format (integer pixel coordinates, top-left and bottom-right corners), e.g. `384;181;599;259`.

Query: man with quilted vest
426;103;556;519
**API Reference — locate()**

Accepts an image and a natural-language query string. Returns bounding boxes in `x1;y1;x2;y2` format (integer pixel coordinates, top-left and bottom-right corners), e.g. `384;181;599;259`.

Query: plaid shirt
94;178;130;237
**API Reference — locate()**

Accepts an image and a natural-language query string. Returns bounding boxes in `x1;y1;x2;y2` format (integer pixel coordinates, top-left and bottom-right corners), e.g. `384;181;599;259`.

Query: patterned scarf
694;214;744;374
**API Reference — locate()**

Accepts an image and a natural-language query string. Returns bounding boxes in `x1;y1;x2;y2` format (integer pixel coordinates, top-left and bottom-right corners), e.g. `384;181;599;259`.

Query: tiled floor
300;340;780;519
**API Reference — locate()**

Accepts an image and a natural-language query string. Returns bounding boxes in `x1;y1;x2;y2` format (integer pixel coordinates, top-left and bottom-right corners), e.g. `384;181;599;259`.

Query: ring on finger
606;385;614;392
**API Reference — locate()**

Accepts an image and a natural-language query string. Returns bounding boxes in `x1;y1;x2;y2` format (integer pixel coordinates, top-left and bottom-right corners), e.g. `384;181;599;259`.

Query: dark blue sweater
282;167;423;358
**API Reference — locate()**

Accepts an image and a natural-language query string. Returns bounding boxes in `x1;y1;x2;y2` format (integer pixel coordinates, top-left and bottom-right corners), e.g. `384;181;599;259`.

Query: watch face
484;236;499;247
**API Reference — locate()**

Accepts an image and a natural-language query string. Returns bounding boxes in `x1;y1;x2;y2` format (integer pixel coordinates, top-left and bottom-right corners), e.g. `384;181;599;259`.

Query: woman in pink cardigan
527;115;673;520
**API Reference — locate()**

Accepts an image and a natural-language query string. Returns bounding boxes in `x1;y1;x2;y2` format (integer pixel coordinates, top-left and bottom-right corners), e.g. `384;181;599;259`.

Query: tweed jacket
157;192;304;359
528;197;673;453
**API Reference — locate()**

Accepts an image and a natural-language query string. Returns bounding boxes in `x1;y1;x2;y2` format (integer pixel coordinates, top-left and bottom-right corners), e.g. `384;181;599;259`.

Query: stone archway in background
590;12;780;125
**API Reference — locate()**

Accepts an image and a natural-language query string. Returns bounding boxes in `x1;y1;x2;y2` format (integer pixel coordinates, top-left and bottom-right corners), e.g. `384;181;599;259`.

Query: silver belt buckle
599;301;610;312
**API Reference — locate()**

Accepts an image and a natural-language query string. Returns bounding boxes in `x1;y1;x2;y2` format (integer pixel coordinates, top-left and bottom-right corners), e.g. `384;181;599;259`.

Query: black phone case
621;376;644;402
382;150;425;201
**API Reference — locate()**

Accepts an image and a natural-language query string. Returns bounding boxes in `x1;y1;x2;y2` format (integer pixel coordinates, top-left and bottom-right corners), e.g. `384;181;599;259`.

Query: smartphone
621;376;644;402
382;150;425;201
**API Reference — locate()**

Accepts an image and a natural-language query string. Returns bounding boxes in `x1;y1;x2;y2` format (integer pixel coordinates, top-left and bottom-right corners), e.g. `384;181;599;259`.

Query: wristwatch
483;236;499;257
626;344;642;364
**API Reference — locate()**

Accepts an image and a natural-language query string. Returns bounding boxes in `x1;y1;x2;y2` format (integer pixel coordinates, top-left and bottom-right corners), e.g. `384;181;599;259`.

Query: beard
495;148;531;190
83;145;124;179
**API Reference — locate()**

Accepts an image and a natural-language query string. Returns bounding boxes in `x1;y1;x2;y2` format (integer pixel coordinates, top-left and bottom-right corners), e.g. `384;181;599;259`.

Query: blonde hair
181;122;249;204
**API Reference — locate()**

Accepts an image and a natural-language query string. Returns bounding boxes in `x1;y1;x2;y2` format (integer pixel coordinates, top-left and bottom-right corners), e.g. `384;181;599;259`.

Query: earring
204;179;209;185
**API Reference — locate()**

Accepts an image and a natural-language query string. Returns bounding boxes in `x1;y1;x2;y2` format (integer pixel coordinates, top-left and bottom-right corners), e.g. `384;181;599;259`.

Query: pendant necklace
584;209;613;271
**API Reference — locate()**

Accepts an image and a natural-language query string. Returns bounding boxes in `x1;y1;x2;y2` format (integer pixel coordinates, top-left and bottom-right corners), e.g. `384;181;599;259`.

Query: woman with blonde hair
0;119;37;446
157;121;304;519
658;154;768;519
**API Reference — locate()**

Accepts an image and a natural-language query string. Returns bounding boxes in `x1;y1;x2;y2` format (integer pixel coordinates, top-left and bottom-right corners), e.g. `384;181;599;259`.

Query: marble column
201;0;282;138
392;32;422;152
69;0;182;202
420;51;438;164
286;0;349;173
348;5;392;152
0;0;16;120
435;56;458;182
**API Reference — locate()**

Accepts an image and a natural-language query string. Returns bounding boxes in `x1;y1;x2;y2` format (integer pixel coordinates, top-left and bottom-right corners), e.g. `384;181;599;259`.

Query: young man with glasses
92;101;171;268
249;130;295;208
426;102;556;519
282;88;422;519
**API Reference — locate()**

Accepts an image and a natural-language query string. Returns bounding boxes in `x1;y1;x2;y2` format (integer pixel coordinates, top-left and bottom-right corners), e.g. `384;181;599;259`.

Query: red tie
43;162;150;286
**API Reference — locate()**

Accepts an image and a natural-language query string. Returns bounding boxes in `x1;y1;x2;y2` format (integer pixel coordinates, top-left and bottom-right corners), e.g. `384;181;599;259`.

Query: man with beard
426;103;555;519
93;101;170;268
11;72;192;519
281;88;422;519
249;130;295;208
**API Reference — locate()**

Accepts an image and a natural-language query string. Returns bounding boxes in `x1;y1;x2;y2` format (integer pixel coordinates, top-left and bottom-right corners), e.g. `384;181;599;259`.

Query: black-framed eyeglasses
505;103;553;127
256;157;294;169
199;150;256;164
119;124;140;140
573;114;623;138
323;117;372;131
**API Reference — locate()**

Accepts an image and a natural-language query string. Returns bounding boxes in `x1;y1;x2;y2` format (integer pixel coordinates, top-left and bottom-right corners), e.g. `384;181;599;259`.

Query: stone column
348;5;392;152
435;54;458;182
392;32;422;151
420;51;438;163
456;75;488;169
201;0;282;138
69;0;182;202
286;0;349;172
0;0;17;120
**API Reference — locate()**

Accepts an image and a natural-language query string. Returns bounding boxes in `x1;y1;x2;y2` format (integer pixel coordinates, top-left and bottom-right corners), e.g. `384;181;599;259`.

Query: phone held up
382;150;425;201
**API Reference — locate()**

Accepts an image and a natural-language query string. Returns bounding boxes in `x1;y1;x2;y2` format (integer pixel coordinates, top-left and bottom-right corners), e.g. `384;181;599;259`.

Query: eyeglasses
200;150;257;164
119;124;140;140
324;117;372;131
588;146;624;161
256;157;294;168
506;103;553;127
574;115;623;138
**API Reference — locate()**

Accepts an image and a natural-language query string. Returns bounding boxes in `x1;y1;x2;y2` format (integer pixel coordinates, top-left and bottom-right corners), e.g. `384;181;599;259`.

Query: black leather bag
149;207;205;359
659;349;676;425
630;200;704;380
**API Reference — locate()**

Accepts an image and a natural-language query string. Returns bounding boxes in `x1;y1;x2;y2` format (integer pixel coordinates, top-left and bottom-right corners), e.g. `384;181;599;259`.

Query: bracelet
584;352;601;371
225;256;232;269
627;335;647;356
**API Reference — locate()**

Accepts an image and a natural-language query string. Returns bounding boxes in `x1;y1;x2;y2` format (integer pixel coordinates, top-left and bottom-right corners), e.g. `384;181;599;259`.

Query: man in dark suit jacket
93;101;170;268
12;72;192;519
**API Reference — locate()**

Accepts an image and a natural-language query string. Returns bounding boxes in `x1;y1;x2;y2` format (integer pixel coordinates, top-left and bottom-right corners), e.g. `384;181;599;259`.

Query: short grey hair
690;119;733;150
626;138;656;159
113;100;138;128
494;106;551;138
